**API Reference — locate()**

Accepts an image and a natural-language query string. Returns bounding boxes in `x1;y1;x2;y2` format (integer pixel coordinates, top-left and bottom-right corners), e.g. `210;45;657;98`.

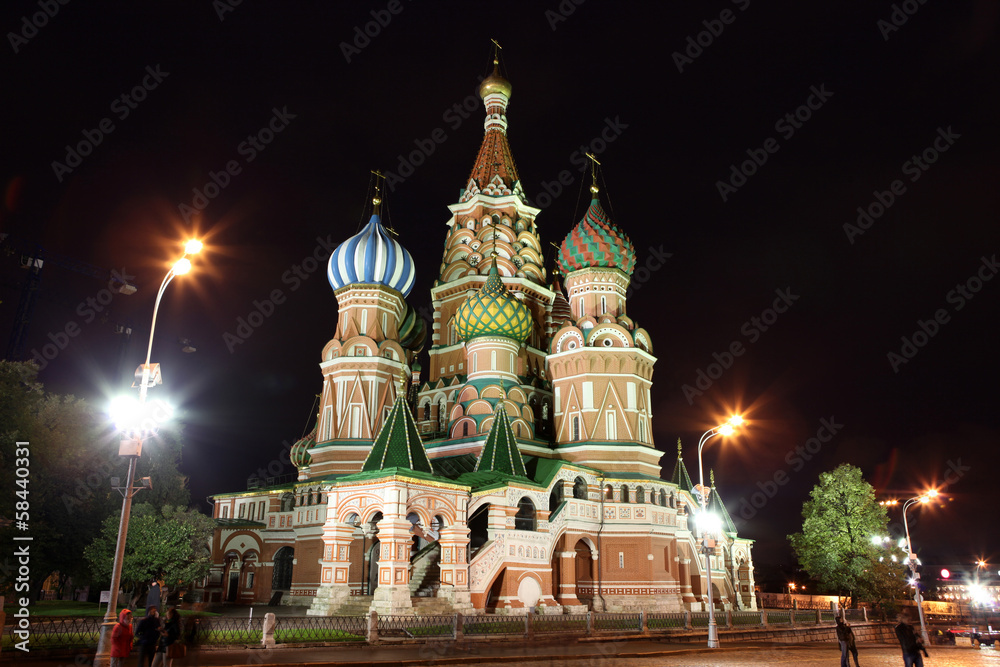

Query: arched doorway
271;547;294;591
574;539;594;608
468;503;490;557
223;551;241;602
367;540;380;595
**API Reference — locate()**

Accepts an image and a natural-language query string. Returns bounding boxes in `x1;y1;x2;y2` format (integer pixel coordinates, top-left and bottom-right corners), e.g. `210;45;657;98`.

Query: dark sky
2;1;998;578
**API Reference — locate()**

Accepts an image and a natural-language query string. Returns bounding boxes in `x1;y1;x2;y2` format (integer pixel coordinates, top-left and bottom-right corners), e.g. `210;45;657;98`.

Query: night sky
2;1;998;581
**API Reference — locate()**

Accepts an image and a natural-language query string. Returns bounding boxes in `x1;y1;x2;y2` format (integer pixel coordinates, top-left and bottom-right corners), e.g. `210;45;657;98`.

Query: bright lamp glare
173;258;192;275
696;511;722;535
109;396;174;436
925;489;939;498
719;424;734;436
729;415;744;426
184;239;203;255
109;396;140;430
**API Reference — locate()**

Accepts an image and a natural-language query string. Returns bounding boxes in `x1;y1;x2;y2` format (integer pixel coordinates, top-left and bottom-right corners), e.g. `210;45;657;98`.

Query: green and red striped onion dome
557;198;636;275
454;256;532;344
290;434;313;468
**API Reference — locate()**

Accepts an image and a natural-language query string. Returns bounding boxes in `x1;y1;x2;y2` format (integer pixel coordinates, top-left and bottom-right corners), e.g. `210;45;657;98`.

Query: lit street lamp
695;415;743;649
94;240;201;667
897;489;938;648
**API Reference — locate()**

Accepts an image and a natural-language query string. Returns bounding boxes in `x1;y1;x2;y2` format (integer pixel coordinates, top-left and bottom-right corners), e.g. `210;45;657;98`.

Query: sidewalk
15;638;953;667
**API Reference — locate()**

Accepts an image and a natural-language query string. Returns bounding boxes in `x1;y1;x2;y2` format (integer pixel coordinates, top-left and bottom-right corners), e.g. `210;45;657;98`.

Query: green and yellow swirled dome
454;256;532;344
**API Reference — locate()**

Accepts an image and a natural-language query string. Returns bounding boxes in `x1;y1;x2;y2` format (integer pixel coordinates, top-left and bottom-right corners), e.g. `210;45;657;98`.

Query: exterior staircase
409;541;441;597
331;594;373;616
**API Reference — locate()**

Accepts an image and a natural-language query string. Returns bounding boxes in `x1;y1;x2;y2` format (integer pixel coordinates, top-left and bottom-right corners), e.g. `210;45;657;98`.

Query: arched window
636;487;645;504
572;416;581;442
605;484;613;500
515;497;536;531
549;484;563;512
621;486;630;503
659;489;667;506
573;477;587;500
280;494;294;512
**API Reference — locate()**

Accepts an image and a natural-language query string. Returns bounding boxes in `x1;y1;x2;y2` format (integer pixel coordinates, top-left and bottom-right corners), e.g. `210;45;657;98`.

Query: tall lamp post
900;489;938;648
94;240;202;667
695;415;743;649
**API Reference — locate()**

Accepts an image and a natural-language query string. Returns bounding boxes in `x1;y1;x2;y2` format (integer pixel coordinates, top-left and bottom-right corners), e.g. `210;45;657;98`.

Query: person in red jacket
110;608;134;667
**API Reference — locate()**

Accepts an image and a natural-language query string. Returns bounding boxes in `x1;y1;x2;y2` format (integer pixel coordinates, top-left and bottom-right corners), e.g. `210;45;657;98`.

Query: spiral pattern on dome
328;214;416;296
290;434;313;468
557;198;636;276
454;257;532;344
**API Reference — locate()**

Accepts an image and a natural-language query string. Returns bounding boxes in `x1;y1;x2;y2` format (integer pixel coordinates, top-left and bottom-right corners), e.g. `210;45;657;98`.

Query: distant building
203;59;756;616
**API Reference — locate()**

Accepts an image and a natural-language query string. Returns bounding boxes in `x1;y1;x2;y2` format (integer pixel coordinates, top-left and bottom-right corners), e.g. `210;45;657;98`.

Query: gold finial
371;169;384;213
710;469;716;487
677;438;683;457
398;366;409;398
490;38;502;65
586;153;601;194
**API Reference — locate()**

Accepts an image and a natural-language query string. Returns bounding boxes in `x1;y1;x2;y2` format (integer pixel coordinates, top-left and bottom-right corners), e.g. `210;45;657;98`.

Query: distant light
184;239;204;255
941;569;951;579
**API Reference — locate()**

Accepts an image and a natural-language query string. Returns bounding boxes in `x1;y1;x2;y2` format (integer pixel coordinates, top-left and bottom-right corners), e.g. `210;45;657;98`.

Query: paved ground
12;641;1000;667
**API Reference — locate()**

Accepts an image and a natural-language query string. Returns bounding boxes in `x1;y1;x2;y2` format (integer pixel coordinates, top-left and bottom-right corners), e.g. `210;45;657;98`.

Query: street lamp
899;489;938;648
94;240;201;667
695;415;743;649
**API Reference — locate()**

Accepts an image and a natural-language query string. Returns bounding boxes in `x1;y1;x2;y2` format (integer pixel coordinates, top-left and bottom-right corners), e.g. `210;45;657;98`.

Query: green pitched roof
708;471;738;534
475;401;527;478
669;438;695;492
362;396;433;473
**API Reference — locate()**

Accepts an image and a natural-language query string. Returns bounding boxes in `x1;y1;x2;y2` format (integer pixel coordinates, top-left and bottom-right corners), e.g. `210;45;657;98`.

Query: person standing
145;579;161;615
839;617;861;667
110;609;134;667
895;612;928;667
135;607;160;667
150;607;181;667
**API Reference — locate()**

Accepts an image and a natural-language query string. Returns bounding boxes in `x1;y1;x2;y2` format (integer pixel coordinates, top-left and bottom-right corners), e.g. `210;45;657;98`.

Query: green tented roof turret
475;401;527;478
362;396;433;473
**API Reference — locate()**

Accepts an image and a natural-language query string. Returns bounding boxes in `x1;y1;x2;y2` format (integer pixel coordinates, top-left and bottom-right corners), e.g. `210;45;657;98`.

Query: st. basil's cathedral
203;57;757;616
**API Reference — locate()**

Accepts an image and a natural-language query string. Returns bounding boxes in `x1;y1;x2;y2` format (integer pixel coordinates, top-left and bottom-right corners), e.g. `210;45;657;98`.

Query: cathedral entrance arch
367;540;381;595
271;547;294;591
574;539;595;608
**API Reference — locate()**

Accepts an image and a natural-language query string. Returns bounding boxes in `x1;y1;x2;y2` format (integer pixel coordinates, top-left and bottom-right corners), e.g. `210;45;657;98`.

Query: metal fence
592;612;642;632
534;613;589;634
2;608;867;651
463;614;525;636
377;614;454;638
647;612;686;629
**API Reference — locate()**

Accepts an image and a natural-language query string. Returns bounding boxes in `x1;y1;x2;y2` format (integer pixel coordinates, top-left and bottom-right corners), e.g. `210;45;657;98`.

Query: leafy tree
788;464;907;610
0;361;192;601
83;503;214;605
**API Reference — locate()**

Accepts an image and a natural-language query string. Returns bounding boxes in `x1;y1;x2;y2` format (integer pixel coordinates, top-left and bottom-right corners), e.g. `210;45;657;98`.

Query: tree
788;464;907;610
83;503;214;605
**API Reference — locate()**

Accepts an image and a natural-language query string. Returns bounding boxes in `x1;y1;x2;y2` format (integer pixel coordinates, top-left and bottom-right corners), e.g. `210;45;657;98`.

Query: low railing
2;607;867;651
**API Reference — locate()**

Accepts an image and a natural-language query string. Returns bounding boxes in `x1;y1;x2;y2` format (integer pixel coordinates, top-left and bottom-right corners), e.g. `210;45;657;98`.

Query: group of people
109;605;184;667
836;610;930;667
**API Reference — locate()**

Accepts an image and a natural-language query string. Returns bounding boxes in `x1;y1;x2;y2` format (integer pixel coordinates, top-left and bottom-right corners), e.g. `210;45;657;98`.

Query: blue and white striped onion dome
327;214;416;297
